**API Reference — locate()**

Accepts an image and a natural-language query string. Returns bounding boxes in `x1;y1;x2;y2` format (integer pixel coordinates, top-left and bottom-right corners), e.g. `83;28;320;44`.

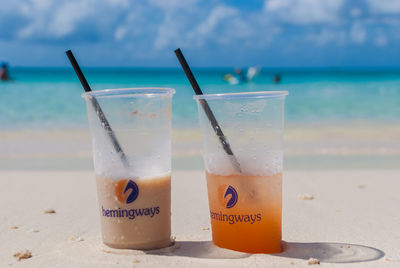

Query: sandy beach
1;169;398;267
2;0;400;267
1;122;399;170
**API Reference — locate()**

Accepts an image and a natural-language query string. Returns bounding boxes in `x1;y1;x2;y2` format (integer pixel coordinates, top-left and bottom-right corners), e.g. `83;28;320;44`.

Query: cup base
213;240;282;254
103;237;173;250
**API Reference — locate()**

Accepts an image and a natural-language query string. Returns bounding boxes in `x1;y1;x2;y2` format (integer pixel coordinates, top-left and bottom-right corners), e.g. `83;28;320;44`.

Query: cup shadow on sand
146;240;384;263
146;241;251;259
276;241;385;263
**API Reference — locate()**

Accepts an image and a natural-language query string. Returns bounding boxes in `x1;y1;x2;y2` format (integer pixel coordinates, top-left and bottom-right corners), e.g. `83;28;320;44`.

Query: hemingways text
102;206;160;220
210;211;262;224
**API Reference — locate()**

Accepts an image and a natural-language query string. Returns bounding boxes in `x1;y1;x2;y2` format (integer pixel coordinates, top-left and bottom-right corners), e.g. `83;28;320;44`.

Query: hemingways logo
210;185;262;225
115;179;139;204
101;179;160;220
224;185;238;208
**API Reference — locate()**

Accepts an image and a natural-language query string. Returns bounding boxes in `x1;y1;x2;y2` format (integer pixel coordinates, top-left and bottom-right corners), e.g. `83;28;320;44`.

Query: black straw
174;48;241;173
65;50;130;168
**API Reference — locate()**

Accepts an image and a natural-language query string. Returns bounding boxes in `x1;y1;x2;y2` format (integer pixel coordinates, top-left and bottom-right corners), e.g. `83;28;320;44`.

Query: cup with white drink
82;87;175;249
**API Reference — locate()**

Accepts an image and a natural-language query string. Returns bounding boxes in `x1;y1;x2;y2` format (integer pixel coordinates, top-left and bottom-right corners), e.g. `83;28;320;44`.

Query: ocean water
0;67;399;130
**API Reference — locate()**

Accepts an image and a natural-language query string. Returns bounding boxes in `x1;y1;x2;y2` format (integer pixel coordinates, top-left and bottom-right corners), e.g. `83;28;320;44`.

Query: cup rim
193;90;288;100
82;87;176;99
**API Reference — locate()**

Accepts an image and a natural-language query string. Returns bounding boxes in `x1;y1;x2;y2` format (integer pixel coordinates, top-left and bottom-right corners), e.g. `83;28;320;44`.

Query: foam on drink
204;150;283;176
91;128;171;179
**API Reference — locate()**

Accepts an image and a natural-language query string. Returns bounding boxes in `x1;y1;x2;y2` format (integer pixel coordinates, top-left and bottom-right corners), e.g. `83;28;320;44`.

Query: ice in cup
194;91;288;253
82;88;175;249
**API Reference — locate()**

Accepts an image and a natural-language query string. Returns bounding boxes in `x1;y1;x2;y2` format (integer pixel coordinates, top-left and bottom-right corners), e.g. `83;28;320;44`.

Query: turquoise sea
0;67;399;130
0;67;399;170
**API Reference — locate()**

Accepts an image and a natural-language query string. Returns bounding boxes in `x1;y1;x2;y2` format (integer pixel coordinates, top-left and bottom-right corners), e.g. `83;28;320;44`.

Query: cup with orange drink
194;91;288;253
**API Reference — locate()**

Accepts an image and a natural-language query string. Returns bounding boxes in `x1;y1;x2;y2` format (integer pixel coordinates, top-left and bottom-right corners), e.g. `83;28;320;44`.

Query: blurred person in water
223;66;260;85
0;63;10;81
273;74;281;83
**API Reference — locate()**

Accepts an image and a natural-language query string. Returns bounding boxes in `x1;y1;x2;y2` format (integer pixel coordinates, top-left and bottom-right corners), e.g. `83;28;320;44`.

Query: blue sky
0;0;399;67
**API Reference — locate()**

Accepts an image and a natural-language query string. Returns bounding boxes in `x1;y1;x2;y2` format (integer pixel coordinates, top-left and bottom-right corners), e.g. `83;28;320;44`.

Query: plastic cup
82;87;175;250
194;91;288;253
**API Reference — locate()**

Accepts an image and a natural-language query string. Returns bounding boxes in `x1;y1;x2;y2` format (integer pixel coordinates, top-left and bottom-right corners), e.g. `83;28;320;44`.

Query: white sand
2;123;400;159
1;170;398;267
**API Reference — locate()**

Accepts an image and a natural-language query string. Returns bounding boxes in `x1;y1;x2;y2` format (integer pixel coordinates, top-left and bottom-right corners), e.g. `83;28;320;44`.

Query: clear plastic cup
82;87;175;249
194;91;288;253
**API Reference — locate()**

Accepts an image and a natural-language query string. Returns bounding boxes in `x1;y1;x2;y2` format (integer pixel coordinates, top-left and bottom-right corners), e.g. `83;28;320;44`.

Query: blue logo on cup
224;185;238;208
115;179;139;204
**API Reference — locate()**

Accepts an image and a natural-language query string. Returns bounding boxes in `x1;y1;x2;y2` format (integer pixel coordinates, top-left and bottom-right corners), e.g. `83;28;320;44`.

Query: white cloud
374;32;388;46
382;17;400;26
350;23;366;44
119;6;156;39
307;29;346;46
114;26;127;41
48;1;93;37
31;0;53;12
195;5;239;36
1;0;398;65
350;8;362;17
153;14;182;49
144;0;200;49
366;0;400;14
17;25;36;39
264;0;344;25
15;0;95;39
16;0;54;38
148;0;198;11
152;4;251;50
106;0;129;8
183;5;260;49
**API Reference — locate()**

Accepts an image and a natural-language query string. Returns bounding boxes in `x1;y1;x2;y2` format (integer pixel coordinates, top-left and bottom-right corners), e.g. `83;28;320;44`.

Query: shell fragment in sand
13;250;32;261
43;208;56;214
70;235;85;242
298;194;314;200
307;257;320;265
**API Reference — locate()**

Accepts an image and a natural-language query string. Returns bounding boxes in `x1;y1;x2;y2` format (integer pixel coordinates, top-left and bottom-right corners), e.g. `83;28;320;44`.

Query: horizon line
8;65;400;70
